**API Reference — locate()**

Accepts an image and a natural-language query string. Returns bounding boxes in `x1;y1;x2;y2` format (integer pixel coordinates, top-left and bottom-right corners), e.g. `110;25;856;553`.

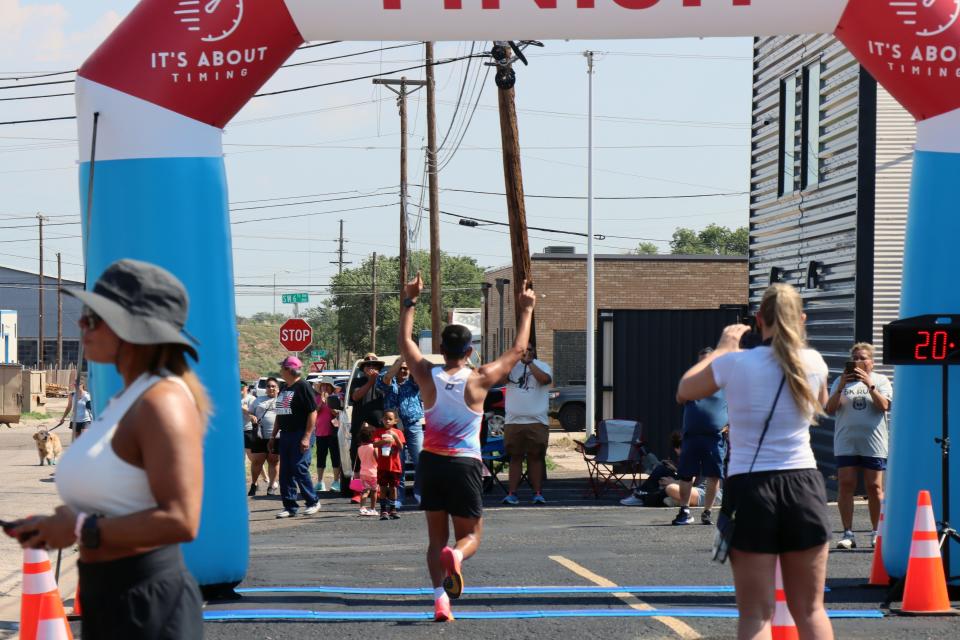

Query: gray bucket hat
66;259;200;361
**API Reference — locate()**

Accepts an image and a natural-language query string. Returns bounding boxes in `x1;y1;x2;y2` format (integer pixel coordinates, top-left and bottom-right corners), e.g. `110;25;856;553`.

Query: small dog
33;428;63;466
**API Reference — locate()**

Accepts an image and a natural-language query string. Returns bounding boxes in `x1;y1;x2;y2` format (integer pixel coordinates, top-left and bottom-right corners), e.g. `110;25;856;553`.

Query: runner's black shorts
722;468;830;554
418;451;483;519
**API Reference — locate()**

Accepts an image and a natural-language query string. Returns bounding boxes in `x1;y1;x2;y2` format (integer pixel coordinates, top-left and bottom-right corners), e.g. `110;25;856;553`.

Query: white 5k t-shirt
504;359;553;425
711;346;828;477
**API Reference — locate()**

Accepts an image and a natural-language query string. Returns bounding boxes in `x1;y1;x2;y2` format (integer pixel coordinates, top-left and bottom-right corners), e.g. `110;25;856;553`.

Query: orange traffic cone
772;557;799;640
901;490;956;615
20;549;71;640
67;581;81;620
35;591;73;640
867;500;890;587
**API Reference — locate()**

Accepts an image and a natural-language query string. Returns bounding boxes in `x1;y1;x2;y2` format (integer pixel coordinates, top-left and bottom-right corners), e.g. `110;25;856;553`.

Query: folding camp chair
481;436;544;495
481;437;509;494
575;419;645;498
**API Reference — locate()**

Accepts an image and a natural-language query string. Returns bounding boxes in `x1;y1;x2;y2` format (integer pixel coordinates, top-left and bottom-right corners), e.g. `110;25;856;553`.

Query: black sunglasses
79;306;101;331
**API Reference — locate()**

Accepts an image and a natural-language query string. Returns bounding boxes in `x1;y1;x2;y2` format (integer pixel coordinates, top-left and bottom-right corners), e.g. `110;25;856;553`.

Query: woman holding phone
8;259;207;639
677;283;832;640
825;343;892;550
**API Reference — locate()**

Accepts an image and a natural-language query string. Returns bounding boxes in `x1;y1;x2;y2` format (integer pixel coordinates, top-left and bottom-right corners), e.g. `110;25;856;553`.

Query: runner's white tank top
56;372;193;517
423;366;482;459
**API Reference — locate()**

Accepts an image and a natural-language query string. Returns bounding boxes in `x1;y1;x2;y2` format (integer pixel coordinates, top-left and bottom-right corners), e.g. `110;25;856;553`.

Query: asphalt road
1;417;956;640
204;475;960;640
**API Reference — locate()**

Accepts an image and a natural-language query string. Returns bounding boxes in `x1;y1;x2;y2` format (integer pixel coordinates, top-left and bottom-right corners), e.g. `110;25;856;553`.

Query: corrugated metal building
0;265;83;366
750;35;913;478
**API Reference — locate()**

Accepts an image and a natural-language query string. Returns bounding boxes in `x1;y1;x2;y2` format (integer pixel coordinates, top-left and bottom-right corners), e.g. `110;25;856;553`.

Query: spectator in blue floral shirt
378;357;424;505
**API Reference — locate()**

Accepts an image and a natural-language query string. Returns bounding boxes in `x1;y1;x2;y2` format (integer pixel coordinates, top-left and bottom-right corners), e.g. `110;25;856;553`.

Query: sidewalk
0;415;79;638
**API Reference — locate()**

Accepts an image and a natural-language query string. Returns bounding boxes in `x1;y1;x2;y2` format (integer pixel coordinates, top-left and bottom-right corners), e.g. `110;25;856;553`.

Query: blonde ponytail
759;284;825;423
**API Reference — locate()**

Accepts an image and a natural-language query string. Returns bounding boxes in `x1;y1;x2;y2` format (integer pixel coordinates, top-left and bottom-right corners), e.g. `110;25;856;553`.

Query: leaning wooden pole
494;44;535;346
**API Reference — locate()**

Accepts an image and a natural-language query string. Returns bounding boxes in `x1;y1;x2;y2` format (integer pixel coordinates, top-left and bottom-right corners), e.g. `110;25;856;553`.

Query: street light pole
495;278;510;357
585;51;597;439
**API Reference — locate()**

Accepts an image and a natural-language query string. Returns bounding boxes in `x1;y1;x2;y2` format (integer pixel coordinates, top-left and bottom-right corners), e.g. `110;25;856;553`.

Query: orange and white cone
901;490;955;615
772;557;799;640
867;499;890;587
35;592;73;640
20;549;72;640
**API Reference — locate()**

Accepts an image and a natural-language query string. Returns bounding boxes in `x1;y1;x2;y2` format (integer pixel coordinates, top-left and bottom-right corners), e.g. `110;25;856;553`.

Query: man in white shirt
502;344;553;505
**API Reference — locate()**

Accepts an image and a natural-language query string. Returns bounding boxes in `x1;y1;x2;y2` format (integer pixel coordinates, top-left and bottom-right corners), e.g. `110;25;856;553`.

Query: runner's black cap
441;324;473;356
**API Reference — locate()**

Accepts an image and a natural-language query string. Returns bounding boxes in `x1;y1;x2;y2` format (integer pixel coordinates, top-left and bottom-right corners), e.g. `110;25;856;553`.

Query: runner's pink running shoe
434;595;454;622
440;546;464;599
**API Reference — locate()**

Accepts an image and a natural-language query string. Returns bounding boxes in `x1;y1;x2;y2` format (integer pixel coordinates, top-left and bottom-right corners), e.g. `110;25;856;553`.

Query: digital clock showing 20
883;316;960;365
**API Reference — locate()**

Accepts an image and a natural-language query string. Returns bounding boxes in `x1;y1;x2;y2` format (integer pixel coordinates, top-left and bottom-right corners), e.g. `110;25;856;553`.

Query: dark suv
548;385;586;432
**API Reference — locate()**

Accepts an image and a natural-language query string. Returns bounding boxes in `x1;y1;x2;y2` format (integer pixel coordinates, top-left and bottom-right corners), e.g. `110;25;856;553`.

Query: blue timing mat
204;608;884;621
236;585;738;595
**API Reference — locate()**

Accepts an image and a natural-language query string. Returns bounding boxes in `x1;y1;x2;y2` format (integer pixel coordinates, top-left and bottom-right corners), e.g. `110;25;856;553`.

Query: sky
0;1;754;317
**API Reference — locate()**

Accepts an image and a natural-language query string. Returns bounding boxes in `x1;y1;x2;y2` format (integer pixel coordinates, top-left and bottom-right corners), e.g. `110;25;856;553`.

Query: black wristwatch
81;514;102;549
403;297;417;308
869;384;877;392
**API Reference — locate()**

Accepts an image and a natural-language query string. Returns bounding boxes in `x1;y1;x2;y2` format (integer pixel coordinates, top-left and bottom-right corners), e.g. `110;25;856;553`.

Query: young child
356;424;379;516
373;410;406;520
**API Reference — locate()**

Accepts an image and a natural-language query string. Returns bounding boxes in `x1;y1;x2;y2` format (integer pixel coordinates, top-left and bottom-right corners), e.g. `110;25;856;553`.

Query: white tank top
56;372;192;517
423;366;482;459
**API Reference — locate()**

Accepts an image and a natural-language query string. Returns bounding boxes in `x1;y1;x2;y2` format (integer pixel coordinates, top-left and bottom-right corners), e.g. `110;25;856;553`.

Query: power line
413;184;747;201
0;116;76;127
282;42;423;69
253;53;484;98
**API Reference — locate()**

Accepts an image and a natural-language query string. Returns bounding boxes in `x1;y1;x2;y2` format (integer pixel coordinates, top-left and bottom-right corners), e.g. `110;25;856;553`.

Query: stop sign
279;318;312;352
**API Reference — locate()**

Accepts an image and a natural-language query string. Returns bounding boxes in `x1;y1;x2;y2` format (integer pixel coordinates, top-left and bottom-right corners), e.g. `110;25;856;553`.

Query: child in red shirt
373;410;406;520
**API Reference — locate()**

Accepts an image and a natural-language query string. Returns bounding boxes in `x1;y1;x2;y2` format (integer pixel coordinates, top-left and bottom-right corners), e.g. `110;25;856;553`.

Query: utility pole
490;42;538;347
37;214;44;369
372;77;426;288
330;219;351;367
425;42;443;354
370;252;378;354
57;253;62;369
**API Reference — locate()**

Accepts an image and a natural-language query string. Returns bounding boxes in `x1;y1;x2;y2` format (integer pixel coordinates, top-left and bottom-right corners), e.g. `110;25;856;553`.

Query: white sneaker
870;531;879;548
267;483;280;496
837;530;857;550
620;493;645;506
302;503;321;516
275;509;295;519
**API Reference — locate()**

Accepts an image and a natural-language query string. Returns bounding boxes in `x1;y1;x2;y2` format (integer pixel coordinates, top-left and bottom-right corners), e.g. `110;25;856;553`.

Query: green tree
635;242;659;255
329;251;485;356
670;224;748;255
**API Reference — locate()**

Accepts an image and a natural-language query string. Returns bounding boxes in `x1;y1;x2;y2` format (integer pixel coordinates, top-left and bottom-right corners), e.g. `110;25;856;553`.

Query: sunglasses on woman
79;306;102;331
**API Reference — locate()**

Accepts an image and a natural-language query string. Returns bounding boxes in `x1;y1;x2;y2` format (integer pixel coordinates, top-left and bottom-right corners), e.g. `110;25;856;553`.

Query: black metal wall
599;308;744;460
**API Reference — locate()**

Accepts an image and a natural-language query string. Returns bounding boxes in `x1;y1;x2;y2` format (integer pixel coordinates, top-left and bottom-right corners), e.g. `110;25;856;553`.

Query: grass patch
21;411;51;420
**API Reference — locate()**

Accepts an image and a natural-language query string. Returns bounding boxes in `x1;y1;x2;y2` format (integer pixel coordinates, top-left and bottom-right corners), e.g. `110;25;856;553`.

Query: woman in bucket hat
10;258;207;639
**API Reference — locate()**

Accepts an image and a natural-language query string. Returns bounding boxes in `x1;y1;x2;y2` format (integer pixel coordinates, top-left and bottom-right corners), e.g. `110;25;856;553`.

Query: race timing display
884;316;960;365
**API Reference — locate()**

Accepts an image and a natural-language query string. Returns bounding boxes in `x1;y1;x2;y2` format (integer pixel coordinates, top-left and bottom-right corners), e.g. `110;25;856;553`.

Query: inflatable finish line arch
77;0;960;591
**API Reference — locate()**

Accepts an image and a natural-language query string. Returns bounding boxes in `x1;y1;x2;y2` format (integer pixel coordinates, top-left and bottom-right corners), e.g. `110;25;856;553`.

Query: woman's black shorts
722;468;830;554
418;451;483;519
79;545;203;639
248;433;274;455
243;430;256;450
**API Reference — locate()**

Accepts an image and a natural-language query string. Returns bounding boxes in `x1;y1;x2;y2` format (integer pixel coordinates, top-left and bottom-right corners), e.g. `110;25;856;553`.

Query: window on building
802;60;822;189
778;74;798;197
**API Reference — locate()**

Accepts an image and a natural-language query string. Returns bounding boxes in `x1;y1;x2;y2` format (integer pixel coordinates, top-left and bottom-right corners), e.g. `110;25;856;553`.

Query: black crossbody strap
748;376;786;474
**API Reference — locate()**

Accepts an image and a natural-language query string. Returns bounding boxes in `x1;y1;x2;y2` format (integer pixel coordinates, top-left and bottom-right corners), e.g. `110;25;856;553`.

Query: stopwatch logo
890;0;960;37
175;0;245;43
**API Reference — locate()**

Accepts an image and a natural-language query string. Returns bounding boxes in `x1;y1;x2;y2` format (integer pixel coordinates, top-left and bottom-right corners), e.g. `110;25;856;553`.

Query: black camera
739;315;763;350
